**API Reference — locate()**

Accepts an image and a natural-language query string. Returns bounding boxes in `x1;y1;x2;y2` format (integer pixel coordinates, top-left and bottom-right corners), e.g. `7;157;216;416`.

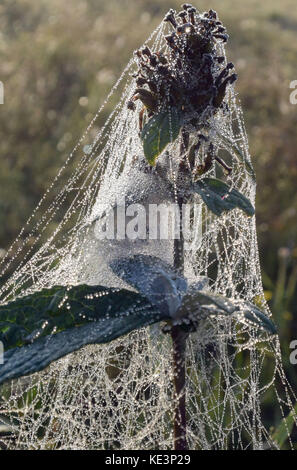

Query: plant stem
171;325;188;450
171;192;188;450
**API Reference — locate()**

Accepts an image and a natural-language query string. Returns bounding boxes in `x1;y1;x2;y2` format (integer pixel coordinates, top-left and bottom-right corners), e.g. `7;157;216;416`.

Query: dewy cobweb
0;8;296;450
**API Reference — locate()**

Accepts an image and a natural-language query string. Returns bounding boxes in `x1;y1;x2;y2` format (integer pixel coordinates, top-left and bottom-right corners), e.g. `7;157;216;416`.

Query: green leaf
0;285;167;384
193;177;255;217
141;108;182;165
217;131;256;181
175;290;277;335
271;403;297;448
109;255;187;317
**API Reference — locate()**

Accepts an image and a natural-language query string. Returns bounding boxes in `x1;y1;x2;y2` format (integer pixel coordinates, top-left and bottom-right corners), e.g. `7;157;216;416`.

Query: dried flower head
128;6;237;134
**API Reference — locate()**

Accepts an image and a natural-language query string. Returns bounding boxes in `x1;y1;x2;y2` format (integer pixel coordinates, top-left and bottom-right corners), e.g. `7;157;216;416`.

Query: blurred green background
0;0;296;422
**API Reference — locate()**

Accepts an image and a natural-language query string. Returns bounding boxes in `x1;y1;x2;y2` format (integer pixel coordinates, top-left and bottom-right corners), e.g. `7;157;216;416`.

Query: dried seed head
176;23;195;35
127;100;136;111
188;7;197;25
165;33;175;44
182;3;193;11
164;9;177;28
149;54;158;67
164;33;178;50
136;77;147;87
156;53;168;64
134;49;142;59
141;46;152;57
157;65;170;76
229;73;238;84
208;9;217;19
147;81;158;93
129;6;237;133
177;11;188;23
214;33;229;42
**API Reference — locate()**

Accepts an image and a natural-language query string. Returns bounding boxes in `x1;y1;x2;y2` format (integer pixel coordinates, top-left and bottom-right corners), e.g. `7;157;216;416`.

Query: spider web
0;16;296;450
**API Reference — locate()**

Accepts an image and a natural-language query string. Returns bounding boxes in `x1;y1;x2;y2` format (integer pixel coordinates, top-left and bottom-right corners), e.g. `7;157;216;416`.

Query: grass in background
0;0;296;443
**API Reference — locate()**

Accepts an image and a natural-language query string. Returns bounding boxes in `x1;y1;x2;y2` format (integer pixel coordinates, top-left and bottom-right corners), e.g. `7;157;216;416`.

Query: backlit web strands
0;14;296;450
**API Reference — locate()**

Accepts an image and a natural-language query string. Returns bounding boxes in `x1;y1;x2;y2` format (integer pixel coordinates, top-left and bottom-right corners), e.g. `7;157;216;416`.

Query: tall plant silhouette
0;5;280;451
